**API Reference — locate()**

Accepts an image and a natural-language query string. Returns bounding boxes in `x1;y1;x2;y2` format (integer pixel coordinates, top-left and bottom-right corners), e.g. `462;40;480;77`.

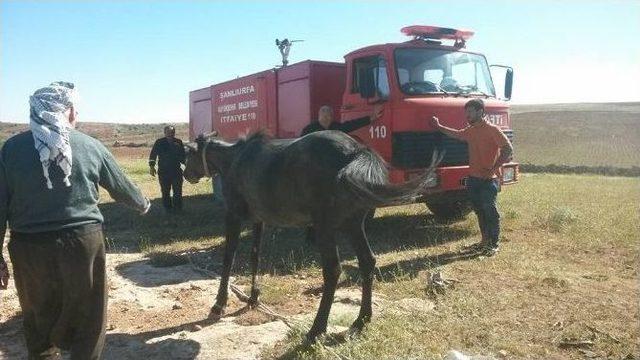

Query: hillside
0;122;189;146
1;102;638;169
511;102;640;168
511;102;640;114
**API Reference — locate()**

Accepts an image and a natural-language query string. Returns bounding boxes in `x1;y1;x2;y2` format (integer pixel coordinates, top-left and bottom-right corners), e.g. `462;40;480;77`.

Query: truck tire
425;199;472;222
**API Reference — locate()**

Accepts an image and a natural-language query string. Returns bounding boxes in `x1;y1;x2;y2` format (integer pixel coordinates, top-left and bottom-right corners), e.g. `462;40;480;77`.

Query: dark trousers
467;177;501;248
159;172;183;211
8;224;107;360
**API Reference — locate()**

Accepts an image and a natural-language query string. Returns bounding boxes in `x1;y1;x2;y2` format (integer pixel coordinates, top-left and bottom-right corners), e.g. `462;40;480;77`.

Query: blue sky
1;0;639;123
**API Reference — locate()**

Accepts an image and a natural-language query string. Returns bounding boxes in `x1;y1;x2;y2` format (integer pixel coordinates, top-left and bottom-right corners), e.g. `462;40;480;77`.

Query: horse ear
195;133;208;152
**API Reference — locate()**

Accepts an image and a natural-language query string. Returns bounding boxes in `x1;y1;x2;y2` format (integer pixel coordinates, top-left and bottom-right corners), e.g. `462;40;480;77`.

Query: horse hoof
209;304;225;319
248;288;261;308
305;331;321;344
247;298;259;309
349;317;369;333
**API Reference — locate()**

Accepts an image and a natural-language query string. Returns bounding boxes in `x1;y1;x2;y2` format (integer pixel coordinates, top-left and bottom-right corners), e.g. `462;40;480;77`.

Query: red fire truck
189;25;518;220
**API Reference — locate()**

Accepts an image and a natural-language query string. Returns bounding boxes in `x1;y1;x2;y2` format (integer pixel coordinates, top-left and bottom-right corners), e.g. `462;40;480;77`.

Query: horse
183;130;442;341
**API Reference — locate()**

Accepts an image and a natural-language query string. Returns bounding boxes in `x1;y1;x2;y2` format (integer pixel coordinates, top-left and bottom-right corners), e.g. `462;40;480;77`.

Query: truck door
341;54;392;162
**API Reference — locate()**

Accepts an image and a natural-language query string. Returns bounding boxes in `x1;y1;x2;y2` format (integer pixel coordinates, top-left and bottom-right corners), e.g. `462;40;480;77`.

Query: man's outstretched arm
99;143;150;214
430;116;468;141
337;103;384;133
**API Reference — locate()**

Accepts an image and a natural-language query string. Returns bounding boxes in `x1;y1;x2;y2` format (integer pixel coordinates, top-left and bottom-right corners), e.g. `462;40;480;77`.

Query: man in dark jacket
0;82;150;359
149;126;185;212
300;104;384;136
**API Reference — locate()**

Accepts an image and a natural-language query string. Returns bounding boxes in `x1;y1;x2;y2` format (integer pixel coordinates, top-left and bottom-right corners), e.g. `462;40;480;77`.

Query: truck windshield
395;48;496;97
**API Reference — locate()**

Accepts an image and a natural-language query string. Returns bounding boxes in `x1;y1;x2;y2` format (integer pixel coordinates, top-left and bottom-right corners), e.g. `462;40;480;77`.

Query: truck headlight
502;167;515;183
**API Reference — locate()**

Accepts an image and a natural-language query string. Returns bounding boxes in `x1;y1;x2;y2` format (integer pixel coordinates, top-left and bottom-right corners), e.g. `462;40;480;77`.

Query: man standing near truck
430;99;513;256
0;82;150;359
301;103;384;136
149;126;185;213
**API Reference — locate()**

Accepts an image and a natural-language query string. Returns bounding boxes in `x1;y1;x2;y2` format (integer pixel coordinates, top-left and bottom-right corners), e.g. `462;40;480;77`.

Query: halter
201;140;212;177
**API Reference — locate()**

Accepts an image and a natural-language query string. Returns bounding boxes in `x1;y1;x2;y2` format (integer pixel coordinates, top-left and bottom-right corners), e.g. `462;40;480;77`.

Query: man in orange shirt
431;99;513;256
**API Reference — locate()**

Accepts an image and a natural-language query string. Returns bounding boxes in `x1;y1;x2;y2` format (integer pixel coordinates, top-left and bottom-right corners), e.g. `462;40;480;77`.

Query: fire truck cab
339;25;518;219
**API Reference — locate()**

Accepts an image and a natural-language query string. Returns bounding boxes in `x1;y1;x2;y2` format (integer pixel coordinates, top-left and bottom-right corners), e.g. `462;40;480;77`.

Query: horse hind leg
248;222;263;308
307;229;341;342
344;213;376;333
211;213;242;318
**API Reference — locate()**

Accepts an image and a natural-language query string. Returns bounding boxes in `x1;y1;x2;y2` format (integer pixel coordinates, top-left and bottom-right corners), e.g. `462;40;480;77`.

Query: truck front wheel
425;198;472;222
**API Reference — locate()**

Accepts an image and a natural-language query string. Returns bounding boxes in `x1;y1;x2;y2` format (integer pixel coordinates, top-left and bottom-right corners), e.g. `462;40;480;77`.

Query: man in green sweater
0;82;150;359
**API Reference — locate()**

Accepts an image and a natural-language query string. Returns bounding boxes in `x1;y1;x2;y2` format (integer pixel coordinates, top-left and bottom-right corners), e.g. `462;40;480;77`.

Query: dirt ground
0;241;432;360
0;248;286;359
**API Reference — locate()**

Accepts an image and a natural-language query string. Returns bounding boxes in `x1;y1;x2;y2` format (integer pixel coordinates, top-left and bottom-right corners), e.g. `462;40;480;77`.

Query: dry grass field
511;102;640;169
1;103;638;359
97;162;639;359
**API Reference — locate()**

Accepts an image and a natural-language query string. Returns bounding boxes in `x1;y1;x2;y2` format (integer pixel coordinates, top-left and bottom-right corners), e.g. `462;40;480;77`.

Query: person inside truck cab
300;103;384;136
430;98;513;256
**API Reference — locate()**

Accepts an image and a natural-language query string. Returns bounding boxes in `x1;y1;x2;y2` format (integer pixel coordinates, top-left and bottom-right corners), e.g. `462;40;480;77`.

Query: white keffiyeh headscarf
29;81;78;189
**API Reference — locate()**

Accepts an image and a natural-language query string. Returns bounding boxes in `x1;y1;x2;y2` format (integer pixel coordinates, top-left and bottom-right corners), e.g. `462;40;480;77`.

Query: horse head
183;131;235;184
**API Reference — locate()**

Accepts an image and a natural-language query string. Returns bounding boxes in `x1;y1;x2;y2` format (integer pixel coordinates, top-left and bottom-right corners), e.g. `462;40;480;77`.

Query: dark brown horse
183;130;441;341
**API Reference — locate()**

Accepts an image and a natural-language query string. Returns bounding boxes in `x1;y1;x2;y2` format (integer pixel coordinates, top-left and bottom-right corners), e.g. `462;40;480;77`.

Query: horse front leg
248;222;263;308
307;229;341;342
211;213;241;318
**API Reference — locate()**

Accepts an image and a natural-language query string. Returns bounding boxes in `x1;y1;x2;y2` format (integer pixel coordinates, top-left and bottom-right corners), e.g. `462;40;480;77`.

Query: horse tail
337;148;444;208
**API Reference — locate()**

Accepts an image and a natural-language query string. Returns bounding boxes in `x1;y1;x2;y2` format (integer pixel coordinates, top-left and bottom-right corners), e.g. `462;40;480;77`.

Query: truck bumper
389;162;520;192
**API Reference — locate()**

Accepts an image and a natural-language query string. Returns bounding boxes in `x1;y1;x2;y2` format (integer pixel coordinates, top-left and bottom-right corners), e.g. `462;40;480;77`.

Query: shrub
544;206;579;232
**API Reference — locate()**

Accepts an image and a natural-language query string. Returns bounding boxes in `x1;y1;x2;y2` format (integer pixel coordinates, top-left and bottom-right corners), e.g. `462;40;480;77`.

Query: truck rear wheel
425;193;472;222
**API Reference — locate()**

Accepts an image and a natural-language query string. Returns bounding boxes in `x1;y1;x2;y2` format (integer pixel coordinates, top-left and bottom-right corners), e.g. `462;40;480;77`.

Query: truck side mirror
359;68;376;99
504;68;513;100
490;65;514;101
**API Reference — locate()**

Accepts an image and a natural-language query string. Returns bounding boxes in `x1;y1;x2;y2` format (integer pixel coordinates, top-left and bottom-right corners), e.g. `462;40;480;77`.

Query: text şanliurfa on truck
189;25;519;220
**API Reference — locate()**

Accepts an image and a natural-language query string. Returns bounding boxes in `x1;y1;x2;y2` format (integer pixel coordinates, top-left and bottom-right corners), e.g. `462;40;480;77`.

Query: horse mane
229;130;272;149
197;131;267;148
243;130;271;144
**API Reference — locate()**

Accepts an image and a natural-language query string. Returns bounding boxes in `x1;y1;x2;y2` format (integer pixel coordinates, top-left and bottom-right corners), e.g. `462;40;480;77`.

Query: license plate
502;167;515;183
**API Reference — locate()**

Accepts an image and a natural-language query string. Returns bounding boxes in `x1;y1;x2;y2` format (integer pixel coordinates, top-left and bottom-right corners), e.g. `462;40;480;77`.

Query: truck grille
391;130;514;168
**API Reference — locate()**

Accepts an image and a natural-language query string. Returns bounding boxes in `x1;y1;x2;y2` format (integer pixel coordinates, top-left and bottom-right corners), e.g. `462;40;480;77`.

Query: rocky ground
0;246;435;360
